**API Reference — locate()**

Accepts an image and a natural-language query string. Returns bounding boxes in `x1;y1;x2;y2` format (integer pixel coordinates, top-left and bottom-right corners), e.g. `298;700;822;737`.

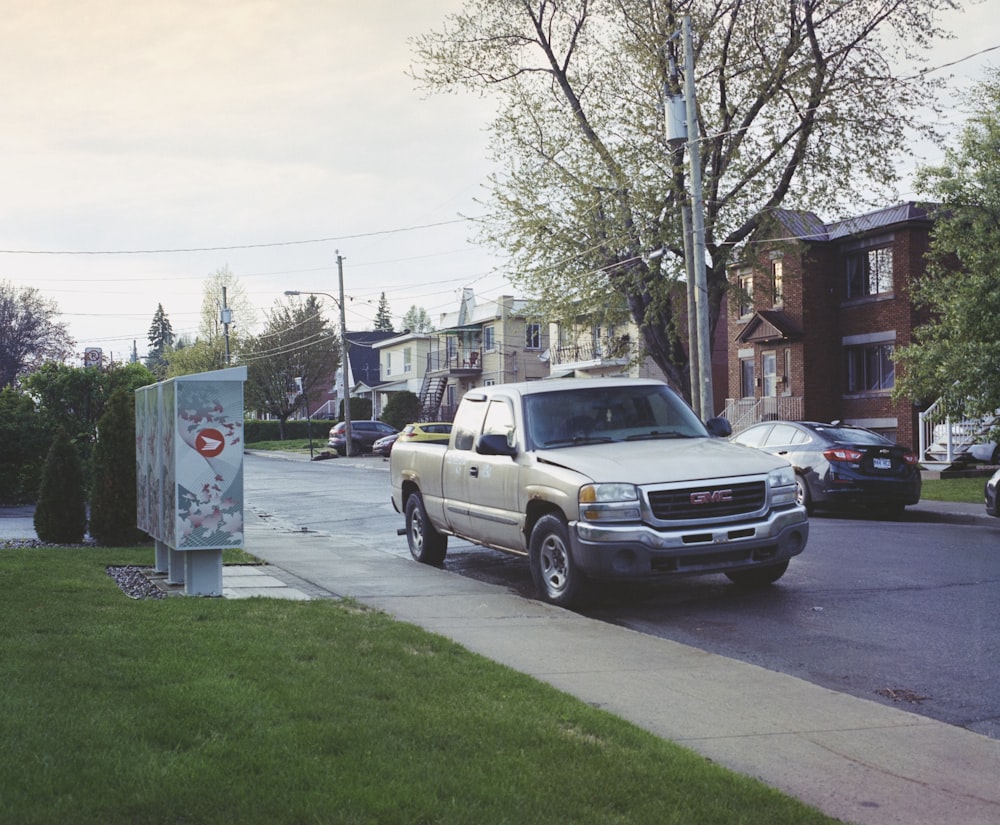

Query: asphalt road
245;452;1000;739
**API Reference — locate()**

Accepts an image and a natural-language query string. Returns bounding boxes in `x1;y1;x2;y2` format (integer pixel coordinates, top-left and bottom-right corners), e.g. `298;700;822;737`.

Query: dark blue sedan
731;420;921;519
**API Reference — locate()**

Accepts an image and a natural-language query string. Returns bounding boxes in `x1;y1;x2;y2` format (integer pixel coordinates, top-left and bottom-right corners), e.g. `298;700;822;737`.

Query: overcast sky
1;0;996;364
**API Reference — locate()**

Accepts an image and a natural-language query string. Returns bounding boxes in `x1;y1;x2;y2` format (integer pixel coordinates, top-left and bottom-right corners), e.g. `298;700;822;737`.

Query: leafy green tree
374;292;394;332
90;389;147;546
198;266;256;350
381;391;422;430
34;427;87;544
164;338;229;377
23;362;155;486
894;69;1000;435
0;280;75;388
401;305;435;333
0;387;48;503
413;0;952;399
244;295;339;438
145;303;174;377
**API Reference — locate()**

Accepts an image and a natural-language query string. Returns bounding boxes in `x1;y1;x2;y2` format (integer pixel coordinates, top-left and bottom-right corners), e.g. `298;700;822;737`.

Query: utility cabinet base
183;549;224;596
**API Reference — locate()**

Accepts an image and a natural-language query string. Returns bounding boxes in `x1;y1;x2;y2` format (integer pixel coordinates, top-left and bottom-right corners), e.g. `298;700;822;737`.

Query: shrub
381;392;421;430
341;397;372;422
244;419;336;443
34;427;88;543
0;387;48;504
89;389;147;546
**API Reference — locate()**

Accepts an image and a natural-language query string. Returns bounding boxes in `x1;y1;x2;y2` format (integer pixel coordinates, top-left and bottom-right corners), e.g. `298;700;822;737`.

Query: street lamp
284;251;352;456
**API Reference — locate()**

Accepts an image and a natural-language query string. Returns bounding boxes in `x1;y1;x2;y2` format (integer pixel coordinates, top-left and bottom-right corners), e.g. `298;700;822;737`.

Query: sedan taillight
824;447;864;462
903;452;919;465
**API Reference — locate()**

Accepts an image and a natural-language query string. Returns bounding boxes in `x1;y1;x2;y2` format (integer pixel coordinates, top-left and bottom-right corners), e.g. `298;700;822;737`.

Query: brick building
725;202;933;449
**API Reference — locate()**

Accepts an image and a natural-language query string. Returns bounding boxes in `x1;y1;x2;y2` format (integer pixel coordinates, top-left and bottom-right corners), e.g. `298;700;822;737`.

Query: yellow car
397;422;452;445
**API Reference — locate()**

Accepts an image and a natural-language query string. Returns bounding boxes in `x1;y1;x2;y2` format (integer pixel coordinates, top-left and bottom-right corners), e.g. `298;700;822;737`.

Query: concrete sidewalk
237;513;1000;825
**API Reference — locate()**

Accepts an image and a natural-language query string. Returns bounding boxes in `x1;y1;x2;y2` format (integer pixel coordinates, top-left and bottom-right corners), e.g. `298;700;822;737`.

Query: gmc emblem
690;489;733;505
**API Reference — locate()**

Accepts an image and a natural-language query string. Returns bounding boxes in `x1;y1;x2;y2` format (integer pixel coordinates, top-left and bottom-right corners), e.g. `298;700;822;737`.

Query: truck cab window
451;398;487;451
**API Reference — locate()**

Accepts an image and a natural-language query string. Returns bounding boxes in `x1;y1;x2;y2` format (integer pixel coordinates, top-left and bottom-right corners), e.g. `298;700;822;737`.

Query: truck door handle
777;450;789;455
469;466;479;478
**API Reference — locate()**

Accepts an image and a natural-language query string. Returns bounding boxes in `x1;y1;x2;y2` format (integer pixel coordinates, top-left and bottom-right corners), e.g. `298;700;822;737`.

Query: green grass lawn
919;475;989;503
247;438;322;453
0;547;839;825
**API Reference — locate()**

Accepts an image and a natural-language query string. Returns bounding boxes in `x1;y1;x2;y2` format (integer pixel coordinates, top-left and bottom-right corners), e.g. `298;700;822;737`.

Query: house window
783;349;792;396
740;357;755;398
403;347;412;373
846;343;894;392
484;325;495;352
737;271;753;317
846;246;893;299
771;260;783;306
525;323;541;350
384;352;392;376
446;336;457;362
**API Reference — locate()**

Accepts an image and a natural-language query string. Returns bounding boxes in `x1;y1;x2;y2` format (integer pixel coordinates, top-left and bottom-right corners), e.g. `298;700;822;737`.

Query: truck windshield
524;385;708;448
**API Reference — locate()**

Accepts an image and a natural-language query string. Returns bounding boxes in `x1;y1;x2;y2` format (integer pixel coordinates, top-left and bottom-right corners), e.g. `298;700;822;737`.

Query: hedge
243;419;338;443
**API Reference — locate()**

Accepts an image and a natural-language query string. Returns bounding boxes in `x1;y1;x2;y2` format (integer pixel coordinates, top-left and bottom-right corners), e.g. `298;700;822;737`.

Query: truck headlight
579;483;641;522
768;466;797;507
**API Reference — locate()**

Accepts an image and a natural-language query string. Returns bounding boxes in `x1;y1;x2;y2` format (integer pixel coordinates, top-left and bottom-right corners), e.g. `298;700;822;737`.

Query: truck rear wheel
405;493;447;565
529;514;591;608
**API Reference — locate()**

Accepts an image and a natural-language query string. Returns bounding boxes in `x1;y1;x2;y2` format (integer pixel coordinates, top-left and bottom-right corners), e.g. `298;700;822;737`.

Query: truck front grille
647;481;766;521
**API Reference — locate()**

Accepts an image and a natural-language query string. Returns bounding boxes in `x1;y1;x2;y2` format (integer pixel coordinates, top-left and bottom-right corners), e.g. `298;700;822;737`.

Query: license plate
873;457;892;470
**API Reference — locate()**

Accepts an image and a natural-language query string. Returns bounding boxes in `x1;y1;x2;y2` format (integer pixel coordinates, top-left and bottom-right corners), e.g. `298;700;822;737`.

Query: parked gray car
328;420;397;456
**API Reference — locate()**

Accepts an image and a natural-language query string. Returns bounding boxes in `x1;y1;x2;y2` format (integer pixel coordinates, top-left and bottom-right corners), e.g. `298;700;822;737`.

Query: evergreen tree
90;389;146;546
34;427;87;544
374;292;394;332
145;304;174;377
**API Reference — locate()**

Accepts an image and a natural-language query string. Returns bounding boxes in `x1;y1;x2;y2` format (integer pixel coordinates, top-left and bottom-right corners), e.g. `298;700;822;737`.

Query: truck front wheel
725;560;789;588
405;493;447;565
529;514;591;608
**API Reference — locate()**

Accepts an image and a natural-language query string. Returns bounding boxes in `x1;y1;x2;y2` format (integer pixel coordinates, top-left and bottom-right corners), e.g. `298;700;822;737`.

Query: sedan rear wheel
795;474;813;515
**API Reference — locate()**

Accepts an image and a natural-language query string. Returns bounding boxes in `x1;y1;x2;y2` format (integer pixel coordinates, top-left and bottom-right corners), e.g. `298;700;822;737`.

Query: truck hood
534;437;788;485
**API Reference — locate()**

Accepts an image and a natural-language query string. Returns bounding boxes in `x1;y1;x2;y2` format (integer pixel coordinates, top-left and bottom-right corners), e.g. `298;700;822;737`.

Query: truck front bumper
570;507;808;580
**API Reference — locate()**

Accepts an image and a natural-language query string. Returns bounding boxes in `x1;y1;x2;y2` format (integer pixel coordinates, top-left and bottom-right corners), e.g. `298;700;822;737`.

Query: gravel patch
106;565;166;600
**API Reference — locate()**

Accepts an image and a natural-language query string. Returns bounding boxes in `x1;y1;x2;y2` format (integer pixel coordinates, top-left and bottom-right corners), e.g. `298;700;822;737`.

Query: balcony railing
426;350;482;373
551;337;631;367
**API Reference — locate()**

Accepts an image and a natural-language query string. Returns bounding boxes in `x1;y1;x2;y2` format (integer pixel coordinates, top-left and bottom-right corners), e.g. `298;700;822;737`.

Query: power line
0;218;472;256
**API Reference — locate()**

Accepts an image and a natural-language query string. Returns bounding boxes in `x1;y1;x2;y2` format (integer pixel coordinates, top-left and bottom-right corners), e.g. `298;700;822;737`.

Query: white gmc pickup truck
390;378;808;607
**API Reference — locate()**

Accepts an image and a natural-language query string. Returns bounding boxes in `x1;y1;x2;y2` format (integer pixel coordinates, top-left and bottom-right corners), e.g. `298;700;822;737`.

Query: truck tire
529;514;591;608
725;560;789;588
405;493;447;565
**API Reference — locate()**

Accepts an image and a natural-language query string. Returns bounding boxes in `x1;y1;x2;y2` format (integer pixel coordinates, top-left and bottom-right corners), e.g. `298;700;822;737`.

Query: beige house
416;289;550;420
546;313;670;382
373;332;434;397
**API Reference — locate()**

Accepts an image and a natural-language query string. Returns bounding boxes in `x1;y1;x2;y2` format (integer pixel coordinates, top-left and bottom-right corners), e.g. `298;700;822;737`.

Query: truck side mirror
705;417;733;438
477;433;517;457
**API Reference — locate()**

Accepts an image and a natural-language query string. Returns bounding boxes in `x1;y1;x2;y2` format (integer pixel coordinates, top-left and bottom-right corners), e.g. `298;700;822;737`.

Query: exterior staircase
418;374;447;421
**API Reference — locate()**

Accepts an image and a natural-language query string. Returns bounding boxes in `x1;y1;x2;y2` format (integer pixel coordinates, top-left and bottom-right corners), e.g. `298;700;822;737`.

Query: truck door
462;399;523;552
441;394;488;537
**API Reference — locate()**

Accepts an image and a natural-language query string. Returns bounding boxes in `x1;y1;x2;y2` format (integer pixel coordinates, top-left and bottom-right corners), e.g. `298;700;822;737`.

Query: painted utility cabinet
135;366;247;595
